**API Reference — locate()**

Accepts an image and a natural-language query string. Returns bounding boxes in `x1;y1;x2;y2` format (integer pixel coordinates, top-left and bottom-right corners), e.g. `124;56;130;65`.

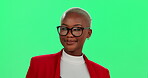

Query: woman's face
59;12;92;55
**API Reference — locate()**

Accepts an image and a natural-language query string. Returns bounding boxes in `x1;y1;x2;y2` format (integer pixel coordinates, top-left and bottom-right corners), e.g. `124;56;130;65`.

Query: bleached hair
61;7;92;26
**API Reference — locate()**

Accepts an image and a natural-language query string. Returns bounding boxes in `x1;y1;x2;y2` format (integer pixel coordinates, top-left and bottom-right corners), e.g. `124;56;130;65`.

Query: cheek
60;36;65;43
77;35;86;44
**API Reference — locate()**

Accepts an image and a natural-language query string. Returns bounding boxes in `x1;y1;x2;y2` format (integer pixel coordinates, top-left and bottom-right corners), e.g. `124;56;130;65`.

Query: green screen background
0;0;148;78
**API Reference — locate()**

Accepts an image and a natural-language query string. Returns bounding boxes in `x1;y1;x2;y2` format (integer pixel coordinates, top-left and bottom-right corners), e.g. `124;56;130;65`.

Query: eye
60;27;67;30
73;28;81;31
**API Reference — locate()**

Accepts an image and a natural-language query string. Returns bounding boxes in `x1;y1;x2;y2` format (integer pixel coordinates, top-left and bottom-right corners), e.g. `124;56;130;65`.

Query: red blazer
26;49;110;78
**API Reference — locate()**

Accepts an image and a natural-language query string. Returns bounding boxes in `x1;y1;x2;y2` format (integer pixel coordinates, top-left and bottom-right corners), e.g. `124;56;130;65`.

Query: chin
64;46;76;52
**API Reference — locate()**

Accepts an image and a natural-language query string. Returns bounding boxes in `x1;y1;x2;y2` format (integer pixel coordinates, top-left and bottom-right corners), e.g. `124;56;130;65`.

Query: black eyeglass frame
57;26;90;37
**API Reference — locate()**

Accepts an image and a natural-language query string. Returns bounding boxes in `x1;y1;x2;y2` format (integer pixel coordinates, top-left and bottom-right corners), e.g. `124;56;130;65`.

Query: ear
86;29;92;38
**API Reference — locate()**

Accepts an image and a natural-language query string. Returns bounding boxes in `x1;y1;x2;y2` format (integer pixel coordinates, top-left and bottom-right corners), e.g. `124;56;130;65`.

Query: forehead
61;12;89;27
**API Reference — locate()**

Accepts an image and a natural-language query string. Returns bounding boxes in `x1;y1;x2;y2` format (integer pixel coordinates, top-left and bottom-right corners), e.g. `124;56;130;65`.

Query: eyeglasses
57;26;90;37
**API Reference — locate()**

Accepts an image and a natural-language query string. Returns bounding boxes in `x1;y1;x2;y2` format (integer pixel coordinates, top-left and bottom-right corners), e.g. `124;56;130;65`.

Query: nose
67;30;74;38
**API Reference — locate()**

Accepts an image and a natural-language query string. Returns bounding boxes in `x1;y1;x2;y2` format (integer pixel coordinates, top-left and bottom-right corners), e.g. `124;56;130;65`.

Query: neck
64;48;83;56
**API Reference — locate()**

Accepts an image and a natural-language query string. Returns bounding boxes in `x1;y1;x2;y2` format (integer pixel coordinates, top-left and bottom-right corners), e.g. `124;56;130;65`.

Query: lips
64;39;77;45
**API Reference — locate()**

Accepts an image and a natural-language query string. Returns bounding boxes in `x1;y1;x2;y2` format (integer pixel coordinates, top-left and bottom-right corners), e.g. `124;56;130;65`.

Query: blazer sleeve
26;57;37;78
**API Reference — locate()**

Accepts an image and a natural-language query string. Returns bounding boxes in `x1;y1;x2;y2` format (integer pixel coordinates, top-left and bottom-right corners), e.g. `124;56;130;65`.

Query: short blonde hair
61;7;92;26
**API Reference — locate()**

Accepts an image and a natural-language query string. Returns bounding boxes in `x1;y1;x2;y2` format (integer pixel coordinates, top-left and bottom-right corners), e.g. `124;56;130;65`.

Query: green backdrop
0;0;148;78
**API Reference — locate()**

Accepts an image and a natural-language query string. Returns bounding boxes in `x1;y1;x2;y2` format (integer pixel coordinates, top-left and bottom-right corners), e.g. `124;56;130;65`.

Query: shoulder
30;52;61;63
87;60;110;77
88;60;109;73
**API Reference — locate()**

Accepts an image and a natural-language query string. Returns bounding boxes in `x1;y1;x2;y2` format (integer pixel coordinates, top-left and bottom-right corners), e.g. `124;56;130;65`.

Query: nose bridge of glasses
66;27;73;36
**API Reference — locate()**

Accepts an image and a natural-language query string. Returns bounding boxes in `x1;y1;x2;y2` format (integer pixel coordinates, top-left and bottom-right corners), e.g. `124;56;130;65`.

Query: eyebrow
61;23;82;26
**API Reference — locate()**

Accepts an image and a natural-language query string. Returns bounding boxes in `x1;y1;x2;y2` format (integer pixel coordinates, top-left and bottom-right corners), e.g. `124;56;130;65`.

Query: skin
59;12;92;56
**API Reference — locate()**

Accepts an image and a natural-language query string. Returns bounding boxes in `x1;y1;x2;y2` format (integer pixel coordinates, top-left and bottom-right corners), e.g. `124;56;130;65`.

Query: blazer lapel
83;55;97;78
54;50;63;78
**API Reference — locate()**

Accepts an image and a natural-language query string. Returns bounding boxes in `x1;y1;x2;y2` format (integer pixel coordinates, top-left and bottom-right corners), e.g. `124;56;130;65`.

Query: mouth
64;39;78;45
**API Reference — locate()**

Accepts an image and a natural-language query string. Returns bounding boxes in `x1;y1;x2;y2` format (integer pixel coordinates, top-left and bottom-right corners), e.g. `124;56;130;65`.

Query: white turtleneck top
60;50;90;78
